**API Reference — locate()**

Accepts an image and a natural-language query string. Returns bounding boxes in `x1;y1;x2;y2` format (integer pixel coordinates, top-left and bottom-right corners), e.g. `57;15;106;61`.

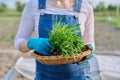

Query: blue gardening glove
27;38;51;55
85;44;95;60
76;44;95;65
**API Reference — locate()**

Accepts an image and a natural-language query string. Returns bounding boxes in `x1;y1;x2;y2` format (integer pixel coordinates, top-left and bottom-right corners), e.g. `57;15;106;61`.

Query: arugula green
49;21;84;58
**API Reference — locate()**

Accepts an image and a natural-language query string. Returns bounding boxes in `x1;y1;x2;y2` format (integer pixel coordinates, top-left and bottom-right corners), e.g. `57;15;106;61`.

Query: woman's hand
27;38;52;55
85;44;95;60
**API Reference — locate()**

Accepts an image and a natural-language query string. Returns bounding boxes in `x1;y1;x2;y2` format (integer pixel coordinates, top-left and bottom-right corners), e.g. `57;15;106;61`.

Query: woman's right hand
27;38;52;55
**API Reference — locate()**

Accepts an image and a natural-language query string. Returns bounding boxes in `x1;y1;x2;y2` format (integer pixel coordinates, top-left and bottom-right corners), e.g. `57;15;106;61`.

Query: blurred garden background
0;0;120;80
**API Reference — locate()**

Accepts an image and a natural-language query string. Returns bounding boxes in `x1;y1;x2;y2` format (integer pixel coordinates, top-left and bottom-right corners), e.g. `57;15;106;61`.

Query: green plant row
95;14;120;30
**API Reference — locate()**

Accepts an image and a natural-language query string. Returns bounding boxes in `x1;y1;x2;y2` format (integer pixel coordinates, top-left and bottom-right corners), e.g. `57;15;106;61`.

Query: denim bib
35;0;92;80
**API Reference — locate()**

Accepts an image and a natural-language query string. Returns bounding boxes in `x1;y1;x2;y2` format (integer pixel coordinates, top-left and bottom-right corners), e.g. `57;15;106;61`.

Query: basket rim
31;49;91;61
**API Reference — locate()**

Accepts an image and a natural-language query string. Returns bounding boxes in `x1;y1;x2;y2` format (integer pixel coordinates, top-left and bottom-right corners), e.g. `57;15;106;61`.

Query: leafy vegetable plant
49;21;84;58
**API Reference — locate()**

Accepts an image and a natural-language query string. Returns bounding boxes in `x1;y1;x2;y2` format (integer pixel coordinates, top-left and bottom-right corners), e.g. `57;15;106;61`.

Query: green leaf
49;21;85;59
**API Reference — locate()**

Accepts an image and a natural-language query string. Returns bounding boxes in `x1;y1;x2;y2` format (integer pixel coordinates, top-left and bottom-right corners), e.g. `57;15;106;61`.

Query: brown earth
0;21;120;80
95;22;120;51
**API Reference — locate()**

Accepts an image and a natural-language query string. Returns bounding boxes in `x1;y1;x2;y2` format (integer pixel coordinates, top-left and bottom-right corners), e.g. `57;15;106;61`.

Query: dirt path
0;50;31;80
95;21;120;52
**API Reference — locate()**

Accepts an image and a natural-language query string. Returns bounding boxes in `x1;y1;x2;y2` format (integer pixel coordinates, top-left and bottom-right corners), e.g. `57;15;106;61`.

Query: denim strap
38;0;46;9
73;0;82;12
38;0;82;12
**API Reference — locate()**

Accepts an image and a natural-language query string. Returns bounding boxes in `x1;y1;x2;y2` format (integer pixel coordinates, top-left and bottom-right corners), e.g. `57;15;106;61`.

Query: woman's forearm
19;40;30;53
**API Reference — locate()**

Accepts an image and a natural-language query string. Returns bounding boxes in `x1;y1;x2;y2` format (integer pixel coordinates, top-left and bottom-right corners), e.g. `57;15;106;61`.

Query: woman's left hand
85;44;94;60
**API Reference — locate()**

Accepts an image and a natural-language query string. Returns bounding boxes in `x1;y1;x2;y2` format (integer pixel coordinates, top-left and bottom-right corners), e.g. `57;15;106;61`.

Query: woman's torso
31;0;88;38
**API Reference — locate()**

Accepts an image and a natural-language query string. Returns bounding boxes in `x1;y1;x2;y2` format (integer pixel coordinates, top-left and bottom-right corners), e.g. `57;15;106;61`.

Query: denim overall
35;0;92;80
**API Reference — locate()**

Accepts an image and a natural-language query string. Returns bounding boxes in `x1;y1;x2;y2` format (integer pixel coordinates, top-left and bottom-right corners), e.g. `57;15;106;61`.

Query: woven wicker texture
31;50;91;65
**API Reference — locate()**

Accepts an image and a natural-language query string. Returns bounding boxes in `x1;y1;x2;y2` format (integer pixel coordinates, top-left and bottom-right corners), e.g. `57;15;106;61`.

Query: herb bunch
49;22;84;58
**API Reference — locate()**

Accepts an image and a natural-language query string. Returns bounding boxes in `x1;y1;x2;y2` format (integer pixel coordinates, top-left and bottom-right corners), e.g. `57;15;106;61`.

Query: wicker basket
31;49;91;65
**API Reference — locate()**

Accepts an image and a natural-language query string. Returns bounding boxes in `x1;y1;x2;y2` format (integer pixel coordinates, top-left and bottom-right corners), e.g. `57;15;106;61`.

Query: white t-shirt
14;0;95;50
